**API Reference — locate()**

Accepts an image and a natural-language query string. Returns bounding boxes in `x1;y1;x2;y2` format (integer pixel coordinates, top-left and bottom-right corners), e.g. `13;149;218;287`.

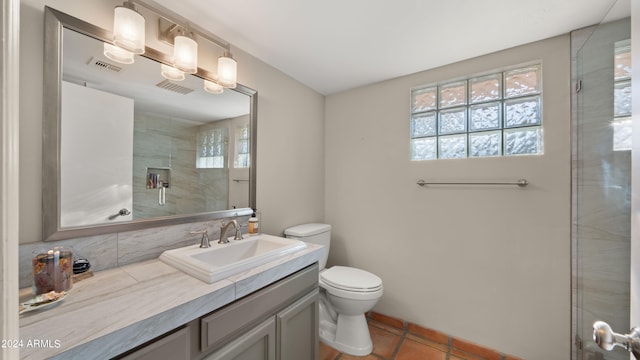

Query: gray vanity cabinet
202;290;319;360
113;264;319;360
199;287;319;360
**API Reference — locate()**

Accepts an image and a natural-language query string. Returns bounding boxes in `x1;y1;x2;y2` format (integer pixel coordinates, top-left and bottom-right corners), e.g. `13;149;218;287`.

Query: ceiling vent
155;79;194;95
86;57;123;73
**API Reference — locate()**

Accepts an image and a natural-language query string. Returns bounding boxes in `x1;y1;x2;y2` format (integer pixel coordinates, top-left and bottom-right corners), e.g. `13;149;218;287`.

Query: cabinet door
276;289;319;360
203;317;276;360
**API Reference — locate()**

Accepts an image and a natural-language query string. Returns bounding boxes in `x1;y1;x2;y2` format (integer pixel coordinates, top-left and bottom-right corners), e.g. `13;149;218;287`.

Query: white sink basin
159;234;307;284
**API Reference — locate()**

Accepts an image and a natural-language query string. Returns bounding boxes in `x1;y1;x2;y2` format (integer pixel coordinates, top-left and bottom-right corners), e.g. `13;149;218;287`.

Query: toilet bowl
284;224;383;356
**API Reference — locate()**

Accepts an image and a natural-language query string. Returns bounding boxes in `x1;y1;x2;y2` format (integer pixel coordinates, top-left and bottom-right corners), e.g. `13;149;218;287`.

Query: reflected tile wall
132;114;229;219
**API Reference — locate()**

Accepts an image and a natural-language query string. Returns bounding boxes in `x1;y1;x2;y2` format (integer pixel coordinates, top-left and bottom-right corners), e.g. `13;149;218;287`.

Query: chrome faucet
190;230;210;248
219;220;243;244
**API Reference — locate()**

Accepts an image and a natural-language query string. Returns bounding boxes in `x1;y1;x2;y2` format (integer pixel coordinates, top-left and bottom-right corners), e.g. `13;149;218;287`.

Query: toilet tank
284;223;331;270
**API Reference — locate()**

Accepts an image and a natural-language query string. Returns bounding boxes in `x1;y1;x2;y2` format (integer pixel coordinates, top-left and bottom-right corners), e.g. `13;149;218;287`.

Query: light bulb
113;2;145;54
217;52;237;88
204;79;224;94
161;64;185;81
173;35;198;74
103;43;134;64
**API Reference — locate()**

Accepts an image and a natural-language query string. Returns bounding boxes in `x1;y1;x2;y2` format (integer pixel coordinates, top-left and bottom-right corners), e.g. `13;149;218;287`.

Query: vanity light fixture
161;64;185;81
217;50;237;88
203;79;224;94
157;6;240;91
173;25;198;74
103;42;134;64
112;0;145;54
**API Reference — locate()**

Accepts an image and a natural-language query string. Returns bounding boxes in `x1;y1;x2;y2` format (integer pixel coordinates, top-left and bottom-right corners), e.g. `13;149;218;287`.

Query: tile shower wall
18;216;249;289
133;114;228;218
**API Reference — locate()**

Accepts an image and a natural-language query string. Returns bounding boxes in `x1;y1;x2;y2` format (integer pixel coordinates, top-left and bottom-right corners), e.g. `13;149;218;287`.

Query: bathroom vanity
18;242;324;360
117;264;318;360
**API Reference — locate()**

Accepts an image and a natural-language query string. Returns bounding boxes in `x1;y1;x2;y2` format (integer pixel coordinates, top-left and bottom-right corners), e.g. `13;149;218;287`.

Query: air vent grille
87;57;123;73
156;79;194;95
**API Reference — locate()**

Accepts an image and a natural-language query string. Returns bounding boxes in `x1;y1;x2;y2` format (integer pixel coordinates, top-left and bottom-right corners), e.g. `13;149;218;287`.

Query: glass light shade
217;55;237;88
161;64;185;81
103;43;134;64
173;35;198;74
204;79;224;94
113;4;145;54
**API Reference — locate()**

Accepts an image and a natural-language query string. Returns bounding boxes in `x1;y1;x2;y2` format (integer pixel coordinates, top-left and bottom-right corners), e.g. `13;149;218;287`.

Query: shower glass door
573;1;631;359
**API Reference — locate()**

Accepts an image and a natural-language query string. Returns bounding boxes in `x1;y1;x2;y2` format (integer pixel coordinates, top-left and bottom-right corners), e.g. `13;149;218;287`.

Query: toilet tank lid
284;223;331;237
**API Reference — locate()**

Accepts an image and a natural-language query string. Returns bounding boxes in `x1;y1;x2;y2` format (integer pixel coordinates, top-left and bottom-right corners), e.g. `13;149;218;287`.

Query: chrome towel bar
416;179;529;187
232;179;249;182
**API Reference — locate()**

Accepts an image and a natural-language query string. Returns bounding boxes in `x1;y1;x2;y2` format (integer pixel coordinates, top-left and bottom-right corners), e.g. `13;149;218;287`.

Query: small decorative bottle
248;213;260;235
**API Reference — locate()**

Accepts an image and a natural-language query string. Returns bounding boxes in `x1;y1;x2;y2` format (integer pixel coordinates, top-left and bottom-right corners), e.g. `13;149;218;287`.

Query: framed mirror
43;7;257;241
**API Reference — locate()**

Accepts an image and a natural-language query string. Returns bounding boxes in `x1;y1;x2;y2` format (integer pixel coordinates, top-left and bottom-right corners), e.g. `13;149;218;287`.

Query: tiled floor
319;312;521;360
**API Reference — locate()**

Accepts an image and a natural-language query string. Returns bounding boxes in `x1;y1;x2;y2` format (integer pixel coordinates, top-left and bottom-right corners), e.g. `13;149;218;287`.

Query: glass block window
410;64;542;160
234;124;250;168
196;128;227;168
613;40;632;151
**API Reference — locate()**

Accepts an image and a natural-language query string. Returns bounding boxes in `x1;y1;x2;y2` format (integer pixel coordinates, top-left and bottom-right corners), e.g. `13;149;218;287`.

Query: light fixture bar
139;0;231;51
130;0;239;87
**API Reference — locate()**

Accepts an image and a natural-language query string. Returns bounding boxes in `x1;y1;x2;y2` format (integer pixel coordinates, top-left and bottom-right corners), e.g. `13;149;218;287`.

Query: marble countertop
18;240;324;360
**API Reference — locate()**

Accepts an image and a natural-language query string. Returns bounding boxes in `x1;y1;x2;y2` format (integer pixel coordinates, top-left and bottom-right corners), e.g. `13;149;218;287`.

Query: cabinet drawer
116;326;190;360
201;264;318;353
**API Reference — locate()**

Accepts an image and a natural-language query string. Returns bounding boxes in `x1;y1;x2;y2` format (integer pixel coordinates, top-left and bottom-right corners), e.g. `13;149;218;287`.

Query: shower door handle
593;321;640;359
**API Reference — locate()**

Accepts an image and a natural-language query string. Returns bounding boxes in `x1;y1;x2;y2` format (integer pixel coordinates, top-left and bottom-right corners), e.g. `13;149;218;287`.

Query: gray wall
325;35;571;359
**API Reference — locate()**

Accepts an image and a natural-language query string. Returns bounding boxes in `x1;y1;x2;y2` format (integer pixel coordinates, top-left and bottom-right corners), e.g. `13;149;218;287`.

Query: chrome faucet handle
219;220;242;243
593;321;640;359
190;230;210;248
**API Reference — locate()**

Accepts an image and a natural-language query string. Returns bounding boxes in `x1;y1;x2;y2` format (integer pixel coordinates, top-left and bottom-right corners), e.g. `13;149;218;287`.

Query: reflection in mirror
43;7;257;241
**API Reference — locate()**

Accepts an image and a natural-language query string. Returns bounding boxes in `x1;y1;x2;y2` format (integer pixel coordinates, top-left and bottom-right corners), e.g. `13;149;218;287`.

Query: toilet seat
320;266;383;300
321;266;382;292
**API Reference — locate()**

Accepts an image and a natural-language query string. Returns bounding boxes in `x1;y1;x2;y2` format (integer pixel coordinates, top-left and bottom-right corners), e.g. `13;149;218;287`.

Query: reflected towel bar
232;179;249;182
416;179;529;187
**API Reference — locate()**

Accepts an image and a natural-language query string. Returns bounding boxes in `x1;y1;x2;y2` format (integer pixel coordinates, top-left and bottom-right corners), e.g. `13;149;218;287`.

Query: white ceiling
152;0;629;95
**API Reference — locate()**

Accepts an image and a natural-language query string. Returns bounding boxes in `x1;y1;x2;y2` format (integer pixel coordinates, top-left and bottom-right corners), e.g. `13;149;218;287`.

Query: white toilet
284;223;383;356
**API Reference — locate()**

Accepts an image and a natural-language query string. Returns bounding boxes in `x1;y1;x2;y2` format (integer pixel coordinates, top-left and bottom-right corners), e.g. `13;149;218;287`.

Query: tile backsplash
19;216;249;289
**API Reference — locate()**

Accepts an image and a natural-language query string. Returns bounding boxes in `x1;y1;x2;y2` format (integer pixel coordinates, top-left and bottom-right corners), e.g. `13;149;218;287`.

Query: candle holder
32;246;73;295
